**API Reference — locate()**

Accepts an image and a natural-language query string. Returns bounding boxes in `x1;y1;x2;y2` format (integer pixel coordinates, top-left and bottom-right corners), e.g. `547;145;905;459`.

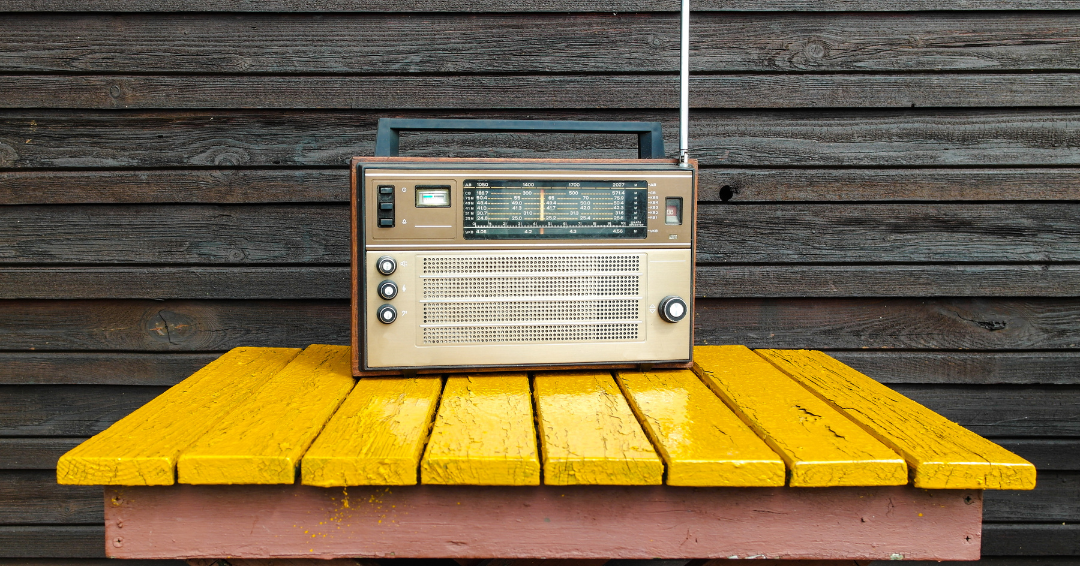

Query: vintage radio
351;119;696;376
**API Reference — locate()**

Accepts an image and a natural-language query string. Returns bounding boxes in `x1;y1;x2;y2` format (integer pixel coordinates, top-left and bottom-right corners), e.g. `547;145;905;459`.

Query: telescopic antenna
678;0;690;167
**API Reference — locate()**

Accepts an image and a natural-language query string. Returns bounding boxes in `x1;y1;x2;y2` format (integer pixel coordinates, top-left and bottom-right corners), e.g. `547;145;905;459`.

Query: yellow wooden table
57;345;1035;561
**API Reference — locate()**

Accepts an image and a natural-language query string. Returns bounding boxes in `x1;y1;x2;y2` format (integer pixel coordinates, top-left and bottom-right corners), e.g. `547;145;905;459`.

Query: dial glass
462;179;648;239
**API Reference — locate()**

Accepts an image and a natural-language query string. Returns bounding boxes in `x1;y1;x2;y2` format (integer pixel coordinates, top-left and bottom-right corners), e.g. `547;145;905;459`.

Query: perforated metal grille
423;299;640;324
422;255;640;275
423;323;640;344
422;275;639;300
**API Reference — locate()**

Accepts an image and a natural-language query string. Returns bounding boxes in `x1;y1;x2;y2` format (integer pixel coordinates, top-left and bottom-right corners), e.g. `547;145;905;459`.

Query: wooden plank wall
0;1;1078;564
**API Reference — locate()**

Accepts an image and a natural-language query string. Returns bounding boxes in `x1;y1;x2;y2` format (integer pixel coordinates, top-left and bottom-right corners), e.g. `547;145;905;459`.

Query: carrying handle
375;118;665;159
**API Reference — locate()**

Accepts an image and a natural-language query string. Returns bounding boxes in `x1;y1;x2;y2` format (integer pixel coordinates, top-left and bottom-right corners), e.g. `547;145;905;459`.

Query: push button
376;185;395;227
378;185;395;194
378;218;394;227
379;202;393;211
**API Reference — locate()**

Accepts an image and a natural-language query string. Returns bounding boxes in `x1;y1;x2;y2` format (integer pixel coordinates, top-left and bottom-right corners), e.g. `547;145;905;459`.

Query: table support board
105;484;981;560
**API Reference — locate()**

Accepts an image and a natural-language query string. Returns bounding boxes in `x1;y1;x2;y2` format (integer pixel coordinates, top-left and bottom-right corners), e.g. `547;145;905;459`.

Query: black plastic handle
374;118;665;159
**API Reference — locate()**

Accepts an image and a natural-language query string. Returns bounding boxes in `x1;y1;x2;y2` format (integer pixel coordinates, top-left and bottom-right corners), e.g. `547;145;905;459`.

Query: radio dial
658;296;688;323
377;280;398;300
376;256;397;275
376;304;397;324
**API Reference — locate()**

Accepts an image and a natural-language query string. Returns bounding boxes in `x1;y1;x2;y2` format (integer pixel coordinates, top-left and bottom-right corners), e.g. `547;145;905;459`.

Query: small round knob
377;280;398;300
376;255;397;276
376;304;397;324
658;295;688;323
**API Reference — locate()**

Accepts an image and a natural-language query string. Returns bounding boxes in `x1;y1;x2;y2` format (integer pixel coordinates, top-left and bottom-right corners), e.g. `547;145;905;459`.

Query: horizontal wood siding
0;1;1077;563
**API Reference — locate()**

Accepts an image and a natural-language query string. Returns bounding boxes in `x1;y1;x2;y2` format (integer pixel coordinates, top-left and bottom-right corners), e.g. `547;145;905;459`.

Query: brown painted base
105;485;981;561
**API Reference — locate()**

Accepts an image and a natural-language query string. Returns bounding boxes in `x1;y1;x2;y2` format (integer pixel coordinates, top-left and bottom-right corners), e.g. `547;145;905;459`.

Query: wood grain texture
890;385;1080;437
301;377;441;487
6;74;1080;110
993;439;1080;470
7;264;1080;301
983;523;1080;556
615;369;785;486
984;471;1080;521
533;371;663;485
0;525;105;558
4;110;1080;168
0;470;101;524
56;347;300;485
0;386;167;437
102;484;983;560
695;298;1080;350
0;438;85;469
3;13;1078;73
693;346;907;487
3;203;1077;265
0;352;220;385
0;300;349;351
177;345;355;484
829;351;1080;385
758;349;1035;490
1;0;1077;10
421;374;540;486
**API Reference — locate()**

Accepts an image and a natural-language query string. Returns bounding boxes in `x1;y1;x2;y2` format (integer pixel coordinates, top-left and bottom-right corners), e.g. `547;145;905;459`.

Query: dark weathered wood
0;561;185;566
993;439;1080;470
982;523;1080;556
6;74;1080;110
2;0;1079;10
0;526;105;558
829;351;1080;385
0;385;166;436
696;298;1080;350
896;559;1080;566
3;13;1079;73
0;352;219;385
698;168;1080;203
890;385;1080;437
0;471;101;524
0;267;350;299
6;168;1079;206
0;169;345;205
984;471;1080;522
0;300;349;351
0;438;85;469
7;264;1080;300
2;203;1077;264
4;110;1080;168
697;265;1080;298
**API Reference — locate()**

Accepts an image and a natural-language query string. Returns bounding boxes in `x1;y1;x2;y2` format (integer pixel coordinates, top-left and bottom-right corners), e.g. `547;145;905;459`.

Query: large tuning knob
658;295;688;323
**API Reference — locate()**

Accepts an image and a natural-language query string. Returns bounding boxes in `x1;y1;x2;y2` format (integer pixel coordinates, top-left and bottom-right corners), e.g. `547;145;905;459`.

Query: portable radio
351;119;696;376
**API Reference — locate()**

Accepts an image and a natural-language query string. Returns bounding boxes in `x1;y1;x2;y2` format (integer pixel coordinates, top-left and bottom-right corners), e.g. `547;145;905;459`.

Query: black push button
378;218;394;227
379;202;394;211
378;185;394;194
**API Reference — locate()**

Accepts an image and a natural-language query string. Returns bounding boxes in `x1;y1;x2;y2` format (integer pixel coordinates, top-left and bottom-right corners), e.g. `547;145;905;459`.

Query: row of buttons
376;255;398;323
377;185;395;227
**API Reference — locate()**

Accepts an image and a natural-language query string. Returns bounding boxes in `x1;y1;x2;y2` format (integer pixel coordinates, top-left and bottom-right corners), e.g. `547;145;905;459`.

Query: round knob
376;304;397;324
658;295;688;323
376;256;397;276
377;280;398;300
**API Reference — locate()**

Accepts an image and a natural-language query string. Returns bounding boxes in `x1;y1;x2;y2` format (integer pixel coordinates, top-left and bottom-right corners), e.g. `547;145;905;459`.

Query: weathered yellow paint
56;347;301;485
301;377;442;487
615;369;786;487
533;371;663;485
177;344;356;484
758;348;1037;490
693;345;908;487
421;374;540;485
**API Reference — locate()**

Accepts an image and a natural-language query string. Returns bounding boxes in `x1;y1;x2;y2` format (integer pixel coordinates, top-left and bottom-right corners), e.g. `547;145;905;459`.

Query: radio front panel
352;159;696;375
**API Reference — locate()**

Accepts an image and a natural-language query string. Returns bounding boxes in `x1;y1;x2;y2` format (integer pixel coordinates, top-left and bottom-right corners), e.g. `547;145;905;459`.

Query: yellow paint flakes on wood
615;369;785;487
301;376;442;486
533;371;663;485
177;344;356;484
693;345;908;487
421;374;540;486
56;347;301;486
758;348;1037;490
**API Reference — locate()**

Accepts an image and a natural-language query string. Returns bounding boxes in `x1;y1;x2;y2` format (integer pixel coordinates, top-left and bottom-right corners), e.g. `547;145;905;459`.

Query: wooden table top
57;344;1035;491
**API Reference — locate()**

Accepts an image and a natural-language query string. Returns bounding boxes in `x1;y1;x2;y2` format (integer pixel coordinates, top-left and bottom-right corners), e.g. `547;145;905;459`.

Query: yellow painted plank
615;369;785;487
421;374;541;486
177;344;356;484
758;348;1037;490
301;376;442;487
533;371;663;485
56;347;301;485
693;345;908;487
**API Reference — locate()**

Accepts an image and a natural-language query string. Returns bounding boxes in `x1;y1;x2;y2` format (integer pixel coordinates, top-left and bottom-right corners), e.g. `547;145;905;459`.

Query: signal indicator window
665;197;683;225
416;186;451;207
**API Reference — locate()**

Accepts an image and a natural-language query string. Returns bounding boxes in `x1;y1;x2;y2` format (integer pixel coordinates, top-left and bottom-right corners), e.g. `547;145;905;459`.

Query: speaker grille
419;253;643;345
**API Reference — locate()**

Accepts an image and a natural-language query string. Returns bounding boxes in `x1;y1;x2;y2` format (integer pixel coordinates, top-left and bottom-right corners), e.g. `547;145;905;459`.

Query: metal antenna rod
678;0;690;167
